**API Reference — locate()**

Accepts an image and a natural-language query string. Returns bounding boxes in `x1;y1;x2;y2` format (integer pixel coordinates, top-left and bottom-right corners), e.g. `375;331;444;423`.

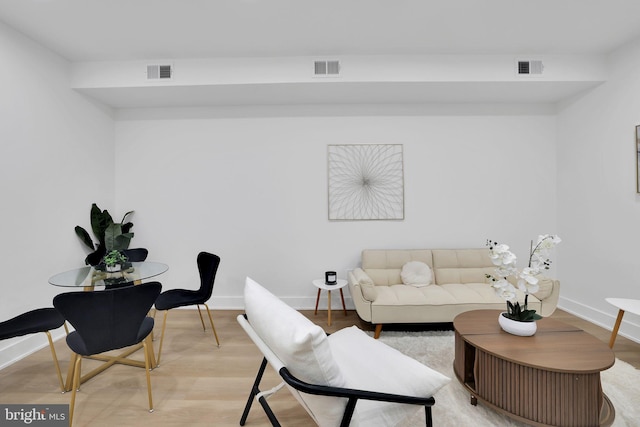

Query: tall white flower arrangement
486;234;561;321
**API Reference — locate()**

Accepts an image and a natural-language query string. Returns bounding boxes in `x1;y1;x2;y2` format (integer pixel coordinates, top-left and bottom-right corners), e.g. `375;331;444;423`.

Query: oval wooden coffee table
453;310;615;427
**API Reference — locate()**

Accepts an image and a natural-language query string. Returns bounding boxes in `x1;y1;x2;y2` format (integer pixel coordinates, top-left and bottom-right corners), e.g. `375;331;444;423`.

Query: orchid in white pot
486;234;561;322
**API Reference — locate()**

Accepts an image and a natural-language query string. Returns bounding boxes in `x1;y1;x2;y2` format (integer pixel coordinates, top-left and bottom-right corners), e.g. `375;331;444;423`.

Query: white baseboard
558;296;640;344
0;328;67;371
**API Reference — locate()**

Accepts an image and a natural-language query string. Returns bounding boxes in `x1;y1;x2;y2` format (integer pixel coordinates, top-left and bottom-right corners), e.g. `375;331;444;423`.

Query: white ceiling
2;0;640;60
2;0;640;108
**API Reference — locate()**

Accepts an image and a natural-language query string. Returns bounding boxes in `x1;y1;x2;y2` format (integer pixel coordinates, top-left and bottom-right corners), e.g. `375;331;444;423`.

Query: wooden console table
453;310;616;427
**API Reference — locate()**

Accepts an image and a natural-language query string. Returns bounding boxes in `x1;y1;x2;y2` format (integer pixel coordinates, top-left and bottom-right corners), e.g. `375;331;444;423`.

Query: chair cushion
66;316;155;356
154;289;203;310
328;326;450;426
244;277;347;426
401;261;432;287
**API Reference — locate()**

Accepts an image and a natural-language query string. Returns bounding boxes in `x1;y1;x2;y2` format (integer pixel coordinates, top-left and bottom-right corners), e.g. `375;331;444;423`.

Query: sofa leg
374;324;383;339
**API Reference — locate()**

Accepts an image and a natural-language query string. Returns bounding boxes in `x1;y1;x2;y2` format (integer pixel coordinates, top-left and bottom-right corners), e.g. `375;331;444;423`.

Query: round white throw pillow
401;261;432;287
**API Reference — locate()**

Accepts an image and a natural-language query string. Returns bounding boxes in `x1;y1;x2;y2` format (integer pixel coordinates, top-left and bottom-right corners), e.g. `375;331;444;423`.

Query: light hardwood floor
0;308;637;426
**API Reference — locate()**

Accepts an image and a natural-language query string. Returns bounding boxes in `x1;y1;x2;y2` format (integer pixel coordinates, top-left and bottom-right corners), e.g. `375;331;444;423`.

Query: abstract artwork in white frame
327;144;404;220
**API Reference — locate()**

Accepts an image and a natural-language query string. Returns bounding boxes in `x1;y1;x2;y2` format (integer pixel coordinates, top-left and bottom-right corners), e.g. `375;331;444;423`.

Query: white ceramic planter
106;264;122;273
498;312;537;336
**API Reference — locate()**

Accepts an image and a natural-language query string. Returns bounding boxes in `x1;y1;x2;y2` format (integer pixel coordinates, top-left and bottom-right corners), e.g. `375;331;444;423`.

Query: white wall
0;21;115;367
115;110;557;309
557;37;640;343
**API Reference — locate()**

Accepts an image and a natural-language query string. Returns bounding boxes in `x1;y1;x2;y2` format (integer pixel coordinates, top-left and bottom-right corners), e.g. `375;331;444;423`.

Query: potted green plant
103;249;128;272
75;203;134;266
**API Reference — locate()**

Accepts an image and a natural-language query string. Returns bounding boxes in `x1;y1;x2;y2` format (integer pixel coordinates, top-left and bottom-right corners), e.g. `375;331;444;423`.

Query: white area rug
375;331;640;427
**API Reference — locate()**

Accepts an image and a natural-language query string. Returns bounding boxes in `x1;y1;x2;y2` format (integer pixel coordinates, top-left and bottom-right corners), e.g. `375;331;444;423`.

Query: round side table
605;297;640;348
312;279;348;326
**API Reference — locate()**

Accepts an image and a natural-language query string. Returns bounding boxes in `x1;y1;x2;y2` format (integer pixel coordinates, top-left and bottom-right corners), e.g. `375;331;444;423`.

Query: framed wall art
327;144;404;221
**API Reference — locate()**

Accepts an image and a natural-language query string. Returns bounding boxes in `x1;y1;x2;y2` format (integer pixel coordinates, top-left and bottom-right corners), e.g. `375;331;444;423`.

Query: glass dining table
48;261;168;289
48;261;168;390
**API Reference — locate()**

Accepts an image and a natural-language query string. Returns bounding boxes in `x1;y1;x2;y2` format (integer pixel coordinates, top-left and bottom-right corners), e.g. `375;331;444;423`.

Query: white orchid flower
487;235;560;314
520;268;539;284
495;264;517;278
489;244;517;267
536;234;562;250
517;269;540;294
492;279;516;301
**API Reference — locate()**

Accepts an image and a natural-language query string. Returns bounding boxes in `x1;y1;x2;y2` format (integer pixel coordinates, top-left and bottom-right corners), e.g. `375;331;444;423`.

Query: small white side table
312;279;348;326
605;297;640;348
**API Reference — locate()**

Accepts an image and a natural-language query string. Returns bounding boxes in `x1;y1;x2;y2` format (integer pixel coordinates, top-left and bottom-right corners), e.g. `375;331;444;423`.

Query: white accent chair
238;277;450;427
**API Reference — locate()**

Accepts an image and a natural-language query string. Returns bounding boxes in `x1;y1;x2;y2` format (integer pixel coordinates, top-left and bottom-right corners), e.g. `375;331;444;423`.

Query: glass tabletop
49;261;169;287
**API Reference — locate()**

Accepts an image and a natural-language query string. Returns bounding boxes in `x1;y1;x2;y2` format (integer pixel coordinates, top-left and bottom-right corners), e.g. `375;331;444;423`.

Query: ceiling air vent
147;64;172;80
517;60;543;75
314;60;340;76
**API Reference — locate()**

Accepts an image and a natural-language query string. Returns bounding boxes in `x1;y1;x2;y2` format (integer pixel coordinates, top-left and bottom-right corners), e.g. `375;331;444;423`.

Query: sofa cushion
432;249;495;284
244;277;347;426
401;261;432;287
362;250;433;285
328;326;450;426
371;282;541;307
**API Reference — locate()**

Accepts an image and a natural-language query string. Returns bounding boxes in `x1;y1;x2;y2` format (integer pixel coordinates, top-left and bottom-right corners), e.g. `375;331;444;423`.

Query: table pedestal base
454;332;615;427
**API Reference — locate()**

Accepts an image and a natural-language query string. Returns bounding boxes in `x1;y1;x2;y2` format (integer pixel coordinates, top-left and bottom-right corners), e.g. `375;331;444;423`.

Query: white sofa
348;249;560;338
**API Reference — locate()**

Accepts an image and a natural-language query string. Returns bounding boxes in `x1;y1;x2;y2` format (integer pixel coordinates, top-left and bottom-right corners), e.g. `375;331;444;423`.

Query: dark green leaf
85;245;106;266
90;203;113;245
104;223;122;252
121;221;134;234
120;210;134;224
113;232;134;251
74;226;95;250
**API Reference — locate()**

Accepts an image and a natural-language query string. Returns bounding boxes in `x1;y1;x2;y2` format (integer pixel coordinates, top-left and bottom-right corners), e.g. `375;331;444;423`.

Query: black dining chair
0;308;67;392
53;281;162;426
121;248;149;262
154;252;220;365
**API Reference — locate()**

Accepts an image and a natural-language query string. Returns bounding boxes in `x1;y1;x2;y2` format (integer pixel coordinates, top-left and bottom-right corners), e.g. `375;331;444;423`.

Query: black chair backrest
0;308;65;340
196;252;221;301
122;248;149;262
53;282;161;354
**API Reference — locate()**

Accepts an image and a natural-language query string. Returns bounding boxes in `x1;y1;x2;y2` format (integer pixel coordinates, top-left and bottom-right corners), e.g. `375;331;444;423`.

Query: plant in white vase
486;234;561;322
103;250;128;272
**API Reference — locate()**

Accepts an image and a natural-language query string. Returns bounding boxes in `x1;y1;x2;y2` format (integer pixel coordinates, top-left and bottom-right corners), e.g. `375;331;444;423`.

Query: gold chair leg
45;331;65;392
149;307;156;341
203;304;220;347
69;354;82;426
143;340;154;412
196;306;206;331
156;311;169;366
144;334;157;369
64;353;78;392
